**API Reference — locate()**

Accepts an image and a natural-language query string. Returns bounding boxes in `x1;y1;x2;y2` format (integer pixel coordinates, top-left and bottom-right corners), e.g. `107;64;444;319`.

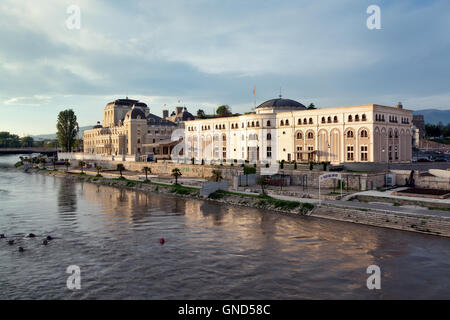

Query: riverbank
29;167;450;237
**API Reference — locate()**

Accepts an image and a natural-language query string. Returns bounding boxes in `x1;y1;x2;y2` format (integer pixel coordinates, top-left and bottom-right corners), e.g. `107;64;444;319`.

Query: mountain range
413;109;450;125
32;125;93;141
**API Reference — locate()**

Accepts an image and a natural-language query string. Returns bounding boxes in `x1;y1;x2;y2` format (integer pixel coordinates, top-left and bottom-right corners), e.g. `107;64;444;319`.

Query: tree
142;166;151;181
216;105;232;117
196;109;206;119
40;158;46;169
117;164;125;177
0;132;21;148
256;176;267;195
56;109;79;152
78;160;85;174
243;166;256;175
21;136;34;148
95;165;102;177
64;160;70;172
171;168;182;185
307;103;316;110
212;169;223;182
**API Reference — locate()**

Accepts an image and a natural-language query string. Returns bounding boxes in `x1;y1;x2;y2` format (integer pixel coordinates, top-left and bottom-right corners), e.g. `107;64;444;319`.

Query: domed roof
125;107;146;120
256;98;306;110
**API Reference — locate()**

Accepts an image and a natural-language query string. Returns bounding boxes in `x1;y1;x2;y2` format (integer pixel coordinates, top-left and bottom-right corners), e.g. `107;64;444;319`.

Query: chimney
163;110;169;118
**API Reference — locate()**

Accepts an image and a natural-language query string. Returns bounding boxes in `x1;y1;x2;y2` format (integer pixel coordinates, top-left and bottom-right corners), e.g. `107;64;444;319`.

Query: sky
1;0;449;135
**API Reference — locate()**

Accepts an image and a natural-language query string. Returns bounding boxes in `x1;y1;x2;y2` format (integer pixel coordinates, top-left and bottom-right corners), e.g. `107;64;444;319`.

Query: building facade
83;98;182;160
184;98;413;165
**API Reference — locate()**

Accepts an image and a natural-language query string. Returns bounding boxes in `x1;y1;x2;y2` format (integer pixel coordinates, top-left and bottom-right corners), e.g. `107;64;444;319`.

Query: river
0;155;449;299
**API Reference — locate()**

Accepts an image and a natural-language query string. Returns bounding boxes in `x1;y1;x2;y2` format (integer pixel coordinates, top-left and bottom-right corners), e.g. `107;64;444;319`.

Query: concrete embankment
32;168;450;238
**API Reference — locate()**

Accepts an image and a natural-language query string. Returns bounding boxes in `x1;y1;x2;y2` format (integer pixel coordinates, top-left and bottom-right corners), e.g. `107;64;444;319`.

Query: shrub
243;166;256;175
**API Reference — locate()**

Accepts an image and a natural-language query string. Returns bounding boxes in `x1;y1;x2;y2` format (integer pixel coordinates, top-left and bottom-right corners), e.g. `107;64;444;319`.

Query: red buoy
159;238;165;245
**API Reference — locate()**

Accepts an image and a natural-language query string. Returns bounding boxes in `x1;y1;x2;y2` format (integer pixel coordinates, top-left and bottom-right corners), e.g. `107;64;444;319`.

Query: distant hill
414;109;450;125
32;125;93;140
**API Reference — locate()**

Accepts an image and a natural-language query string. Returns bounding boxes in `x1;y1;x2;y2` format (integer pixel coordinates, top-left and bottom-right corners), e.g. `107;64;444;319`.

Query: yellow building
83;98;190;160
184;98;413;165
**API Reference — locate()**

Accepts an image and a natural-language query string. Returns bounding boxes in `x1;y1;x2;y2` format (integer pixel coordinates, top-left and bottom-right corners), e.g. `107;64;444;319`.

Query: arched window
362;114;367;121
360;130;368;138
348;115;353;122
252;121;255;127
321;117;326;124
355;114;360;122
222;134;226;141
267;120;271;127
347;130;354;138
231;124;234;129
296;132;302;139
303;118;307;124
307;132;314;139
280;120;284;126
327;116;332;123
309;118;313;124
267;133;271;140
298;119;302;125
137;138;141;144
394;130;398;138
256;121;259;127
334;116;338;123
285;119;289;125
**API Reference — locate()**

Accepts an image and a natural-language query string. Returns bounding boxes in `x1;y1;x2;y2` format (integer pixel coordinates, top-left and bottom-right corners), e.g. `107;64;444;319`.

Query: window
362;114;367;121
327;117;332;123
137;138;141;144
256;121;259;127
303;118;307;125
267;146;272;158
280;120;284;126
307;132;314;139
347;130;354;138
334;116;338;123
267;133;271;140
285;119;289;125
360;130;368;138
355;115;360;122
298;119;302;125
266;120;271;127
296;132;302;139
347;146;354;161
222;134;226;141
348;115;353;122
321;117;326;124
252;121;255;127
360;146;368;161
309;118;313;124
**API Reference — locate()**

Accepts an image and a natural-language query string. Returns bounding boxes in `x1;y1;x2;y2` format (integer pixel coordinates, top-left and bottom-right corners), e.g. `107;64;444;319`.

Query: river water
0;155;449;299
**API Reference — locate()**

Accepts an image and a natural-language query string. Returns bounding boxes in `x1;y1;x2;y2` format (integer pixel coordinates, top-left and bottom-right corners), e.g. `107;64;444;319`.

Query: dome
256;98;306;111
125;107;146;120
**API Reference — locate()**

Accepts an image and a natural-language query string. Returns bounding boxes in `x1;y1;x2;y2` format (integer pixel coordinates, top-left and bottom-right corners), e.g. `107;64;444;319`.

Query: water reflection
1;154;450;299
57;178;77;214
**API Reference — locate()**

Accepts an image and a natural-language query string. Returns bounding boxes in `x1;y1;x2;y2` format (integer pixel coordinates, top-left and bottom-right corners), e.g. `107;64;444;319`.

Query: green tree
171;168;182;185
95;165;102;177
142;166;151;181
117;164;125;177
256;176;268;195
196;109;206;119
307;103;316;110
21;136;34;148
78;160;85;174
211;169;223;182
64;160;70;172
0;132;21;148
56;109;79;152
216;105;232;117
243;166;256;175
